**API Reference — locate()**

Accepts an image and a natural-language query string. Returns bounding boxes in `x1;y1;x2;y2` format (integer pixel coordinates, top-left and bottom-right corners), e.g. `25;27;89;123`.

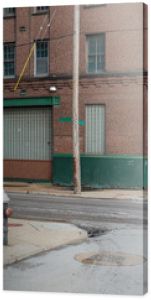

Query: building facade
3;3;148;188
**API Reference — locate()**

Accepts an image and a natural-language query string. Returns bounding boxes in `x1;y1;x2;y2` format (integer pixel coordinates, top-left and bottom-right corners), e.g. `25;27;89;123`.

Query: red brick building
3;4;148;188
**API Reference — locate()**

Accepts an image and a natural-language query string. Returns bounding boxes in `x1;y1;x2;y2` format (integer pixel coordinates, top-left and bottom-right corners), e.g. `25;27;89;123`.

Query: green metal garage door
4;107;51;160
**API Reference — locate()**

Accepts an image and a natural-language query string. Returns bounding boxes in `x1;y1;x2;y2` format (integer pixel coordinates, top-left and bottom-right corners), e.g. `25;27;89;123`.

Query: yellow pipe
14;43;36;91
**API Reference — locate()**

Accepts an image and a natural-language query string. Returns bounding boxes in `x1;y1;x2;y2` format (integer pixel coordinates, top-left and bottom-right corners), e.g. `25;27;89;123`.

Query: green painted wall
53;154;148;189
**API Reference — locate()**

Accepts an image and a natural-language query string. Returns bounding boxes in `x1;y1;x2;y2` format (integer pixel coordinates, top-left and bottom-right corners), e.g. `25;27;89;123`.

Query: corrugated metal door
86;104;105;154
4;107;51;160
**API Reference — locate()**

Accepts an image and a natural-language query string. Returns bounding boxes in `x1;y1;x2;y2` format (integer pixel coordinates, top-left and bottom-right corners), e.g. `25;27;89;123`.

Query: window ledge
4;76;15;79
86;71;106;76
3;15;16;19
32;12;49;16
34;74;49;78
83;4;107;9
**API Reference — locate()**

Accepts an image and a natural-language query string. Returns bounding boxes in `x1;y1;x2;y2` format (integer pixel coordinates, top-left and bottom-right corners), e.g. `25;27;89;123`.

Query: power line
9;33;74;49
13;9;57;90
40;9;56;40
5;26;143;49
35;13;48;40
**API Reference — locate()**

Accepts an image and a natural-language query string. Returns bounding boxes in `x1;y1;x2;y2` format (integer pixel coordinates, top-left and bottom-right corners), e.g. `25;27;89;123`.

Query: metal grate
4;107;51;160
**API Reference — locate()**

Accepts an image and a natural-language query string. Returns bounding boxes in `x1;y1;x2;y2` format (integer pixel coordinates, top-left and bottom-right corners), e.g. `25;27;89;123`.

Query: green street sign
59;117;85;126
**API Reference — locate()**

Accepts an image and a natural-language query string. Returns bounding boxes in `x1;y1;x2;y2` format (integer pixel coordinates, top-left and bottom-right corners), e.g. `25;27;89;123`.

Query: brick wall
3;3;148;157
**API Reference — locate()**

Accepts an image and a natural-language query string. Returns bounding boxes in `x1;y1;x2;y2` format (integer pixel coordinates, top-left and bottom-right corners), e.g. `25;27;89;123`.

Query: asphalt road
8;192;147;230
5;193;148;295
4;228;147;295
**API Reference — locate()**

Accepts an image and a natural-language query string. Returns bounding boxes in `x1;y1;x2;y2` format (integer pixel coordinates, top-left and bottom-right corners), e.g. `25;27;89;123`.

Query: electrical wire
35;13;48;40
13;10;56;91
40;9;56;40
10;27;142;49
10;33;74;49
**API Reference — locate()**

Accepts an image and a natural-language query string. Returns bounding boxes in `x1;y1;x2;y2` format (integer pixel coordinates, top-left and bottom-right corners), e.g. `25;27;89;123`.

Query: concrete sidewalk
3;218;87;266
4;182;146;200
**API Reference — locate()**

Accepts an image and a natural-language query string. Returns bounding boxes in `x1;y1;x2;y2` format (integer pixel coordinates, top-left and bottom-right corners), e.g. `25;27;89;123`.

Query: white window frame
86;33;105;74
34;40;49;77
4;43;15;78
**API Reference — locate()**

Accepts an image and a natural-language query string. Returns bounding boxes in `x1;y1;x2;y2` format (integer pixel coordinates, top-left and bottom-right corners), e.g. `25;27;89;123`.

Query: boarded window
4;107;51;160
86;104;105;154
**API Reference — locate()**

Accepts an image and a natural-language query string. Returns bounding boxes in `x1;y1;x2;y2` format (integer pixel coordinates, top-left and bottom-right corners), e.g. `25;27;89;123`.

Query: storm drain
77;226;109;238
87;228;108;238
75;251;146;266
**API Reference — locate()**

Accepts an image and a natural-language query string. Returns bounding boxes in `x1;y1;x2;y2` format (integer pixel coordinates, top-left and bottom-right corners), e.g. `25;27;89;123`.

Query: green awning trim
4;96;60;107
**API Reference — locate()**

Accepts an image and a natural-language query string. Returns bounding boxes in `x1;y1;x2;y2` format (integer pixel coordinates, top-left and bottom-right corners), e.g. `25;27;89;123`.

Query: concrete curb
7;192;145;202
3;218;88;266
4;185;146;201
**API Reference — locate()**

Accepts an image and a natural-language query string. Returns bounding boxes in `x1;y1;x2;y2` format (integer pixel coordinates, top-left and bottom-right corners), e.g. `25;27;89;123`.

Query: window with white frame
35;40;49;76
3;7;15;17
87;34;105;73
4;43;15;77
86;104;105;154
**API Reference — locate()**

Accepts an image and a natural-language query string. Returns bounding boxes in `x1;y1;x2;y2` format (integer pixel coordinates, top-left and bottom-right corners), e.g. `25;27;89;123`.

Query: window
4;7;15;17
87;34;105;73
34;6;49;13
86;105;105;154
4;43;15;77
35;40;49;76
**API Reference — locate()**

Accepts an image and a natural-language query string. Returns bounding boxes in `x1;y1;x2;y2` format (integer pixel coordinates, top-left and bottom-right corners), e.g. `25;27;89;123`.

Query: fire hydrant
3;191;13;245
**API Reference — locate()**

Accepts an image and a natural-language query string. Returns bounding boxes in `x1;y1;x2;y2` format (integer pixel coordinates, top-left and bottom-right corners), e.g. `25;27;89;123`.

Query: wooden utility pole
72;5;81;194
